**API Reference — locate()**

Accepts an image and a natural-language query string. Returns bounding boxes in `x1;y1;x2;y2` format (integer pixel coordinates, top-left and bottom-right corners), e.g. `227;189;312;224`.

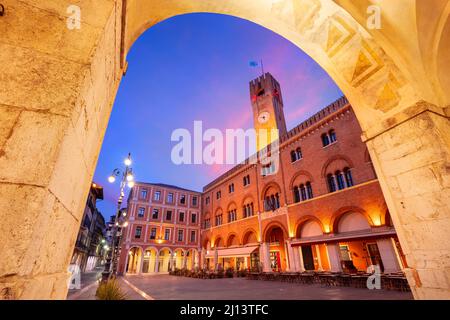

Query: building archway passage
291;212;403;274
126;247;143;274
1;0;450;299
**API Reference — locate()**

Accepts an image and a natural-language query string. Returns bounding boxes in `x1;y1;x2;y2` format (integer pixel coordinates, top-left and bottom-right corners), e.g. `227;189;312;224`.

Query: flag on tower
249;61;259;67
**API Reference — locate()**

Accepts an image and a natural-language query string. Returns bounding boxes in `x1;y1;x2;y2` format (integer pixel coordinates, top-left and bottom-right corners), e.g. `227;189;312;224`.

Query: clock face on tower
258;111;270;124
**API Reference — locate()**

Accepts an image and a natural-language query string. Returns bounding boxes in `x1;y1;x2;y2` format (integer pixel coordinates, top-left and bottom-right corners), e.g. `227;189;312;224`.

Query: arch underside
124;0;436;135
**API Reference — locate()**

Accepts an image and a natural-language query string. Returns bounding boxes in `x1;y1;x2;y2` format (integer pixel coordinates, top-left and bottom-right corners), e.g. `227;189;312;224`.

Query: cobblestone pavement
123;274;414;300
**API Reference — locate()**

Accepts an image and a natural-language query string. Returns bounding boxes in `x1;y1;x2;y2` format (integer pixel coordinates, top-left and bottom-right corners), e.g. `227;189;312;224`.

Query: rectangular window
137;207;145;218
191;213;197;224
228;183;234;193
152;209;159;220
216;191;221;199
243;175;250;186
177;229;184;242
154;191;161;201
135;226;142;239
166;210;172;221
180;194;186;204
164;229;170;241
167;192;174;203
150;228;157;240
140;189;148;199
190;230;196;243
179;211;185;222
192;196;198;206
205;197;210;205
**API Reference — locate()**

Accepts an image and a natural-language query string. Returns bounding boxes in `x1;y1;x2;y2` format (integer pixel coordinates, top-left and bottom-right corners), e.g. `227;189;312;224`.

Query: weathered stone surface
0;0;112;63
0;43;85;115
0;110;70;186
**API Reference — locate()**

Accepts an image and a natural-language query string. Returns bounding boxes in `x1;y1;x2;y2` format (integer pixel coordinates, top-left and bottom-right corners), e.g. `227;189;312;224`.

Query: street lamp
102;153;134;281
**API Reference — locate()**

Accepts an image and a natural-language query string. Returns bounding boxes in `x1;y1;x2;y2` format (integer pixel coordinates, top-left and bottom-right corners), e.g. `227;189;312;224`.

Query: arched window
296;147;302;160
275;193;280;208
264;196;271;211
336;170;345;190
329;129;337;143
327;174;337;192
293;186;300;203
321;133;330;147
300;184;307;201
306;182;313;199
344;168;353;187
290;150;297;162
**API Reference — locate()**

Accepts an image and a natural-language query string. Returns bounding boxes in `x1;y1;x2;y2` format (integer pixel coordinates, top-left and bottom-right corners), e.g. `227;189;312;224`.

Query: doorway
301;246;315;271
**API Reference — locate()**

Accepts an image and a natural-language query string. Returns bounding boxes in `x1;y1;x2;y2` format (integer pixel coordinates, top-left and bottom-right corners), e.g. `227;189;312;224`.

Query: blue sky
93;13;343;219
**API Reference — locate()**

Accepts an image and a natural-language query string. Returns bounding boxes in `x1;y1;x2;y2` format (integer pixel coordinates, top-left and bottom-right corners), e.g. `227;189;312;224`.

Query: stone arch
330;207;373;233
321;155;354;178
202;237;211;250
142;246;159;273
262;221;289;242
289;170;314;190
213;236;224;248
126;246;143;274
294;215;325;238
241;194;255;207
260;181;282;200
227;201;237;211
226;232;239;247
241;228;259;245
124;0;417;119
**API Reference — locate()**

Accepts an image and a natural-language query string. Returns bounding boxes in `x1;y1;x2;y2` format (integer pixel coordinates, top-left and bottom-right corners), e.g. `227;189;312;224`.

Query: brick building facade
119;73;406;275
118;183;202;274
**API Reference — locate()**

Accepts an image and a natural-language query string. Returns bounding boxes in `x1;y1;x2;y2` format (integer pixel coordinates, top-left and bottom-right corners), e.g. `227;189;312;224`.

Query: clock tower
249;72;287;151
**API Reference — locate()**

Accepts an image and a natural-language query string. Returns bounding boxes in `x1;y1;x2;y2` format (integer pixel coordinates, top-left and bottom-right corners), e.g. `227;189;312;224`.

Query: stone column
285;240;295;272
364;105;450;299
376;238;401;273
138;251;145;274
296;246;305;272
154;252;160;273
0;0;122;299
201;249;206;269
315;245;323;271
182;252;187;269
214;249;218;271
169;252;175;271
326;244;342;272
260;243;271;272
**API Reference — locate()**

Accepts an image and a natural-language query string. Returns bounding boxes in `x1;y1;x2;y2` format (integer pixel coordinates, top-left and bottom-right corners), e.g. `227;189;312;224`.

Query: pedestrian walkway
67;276;146;300
122;275;414;300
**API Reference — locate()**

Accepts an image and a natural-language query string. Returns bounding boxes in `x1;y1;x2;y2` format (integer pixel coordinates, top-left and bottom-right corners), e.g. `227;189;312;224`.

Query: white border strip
121;277;155;300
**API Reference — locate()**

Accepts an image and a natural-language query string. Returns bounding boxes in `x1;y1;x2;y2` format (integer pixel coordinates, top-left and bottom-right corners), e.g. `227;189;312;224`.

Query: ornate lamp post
101;153;134;281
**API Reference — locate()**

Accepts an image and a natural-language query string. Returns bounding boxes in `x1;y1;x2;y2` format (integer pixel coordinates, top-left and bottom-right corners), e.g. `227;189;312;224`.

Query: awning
290;227;397;246
206;245;259;258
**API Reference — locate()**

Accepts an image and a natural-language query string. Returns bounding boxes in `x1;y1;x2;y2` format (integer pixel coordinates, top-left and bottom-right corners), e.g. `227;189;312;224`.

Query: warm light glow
128;251;132;255
92;183;97;187
126;174;134;182
157;239;163;244
372;215;382;226
103;245;109;250
324;225;331;233
101;239;106;244
115;222;119;226
127;181;135;188
124;158;132;166
123;221;129;227
108;176;116;183
122;212;127;217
